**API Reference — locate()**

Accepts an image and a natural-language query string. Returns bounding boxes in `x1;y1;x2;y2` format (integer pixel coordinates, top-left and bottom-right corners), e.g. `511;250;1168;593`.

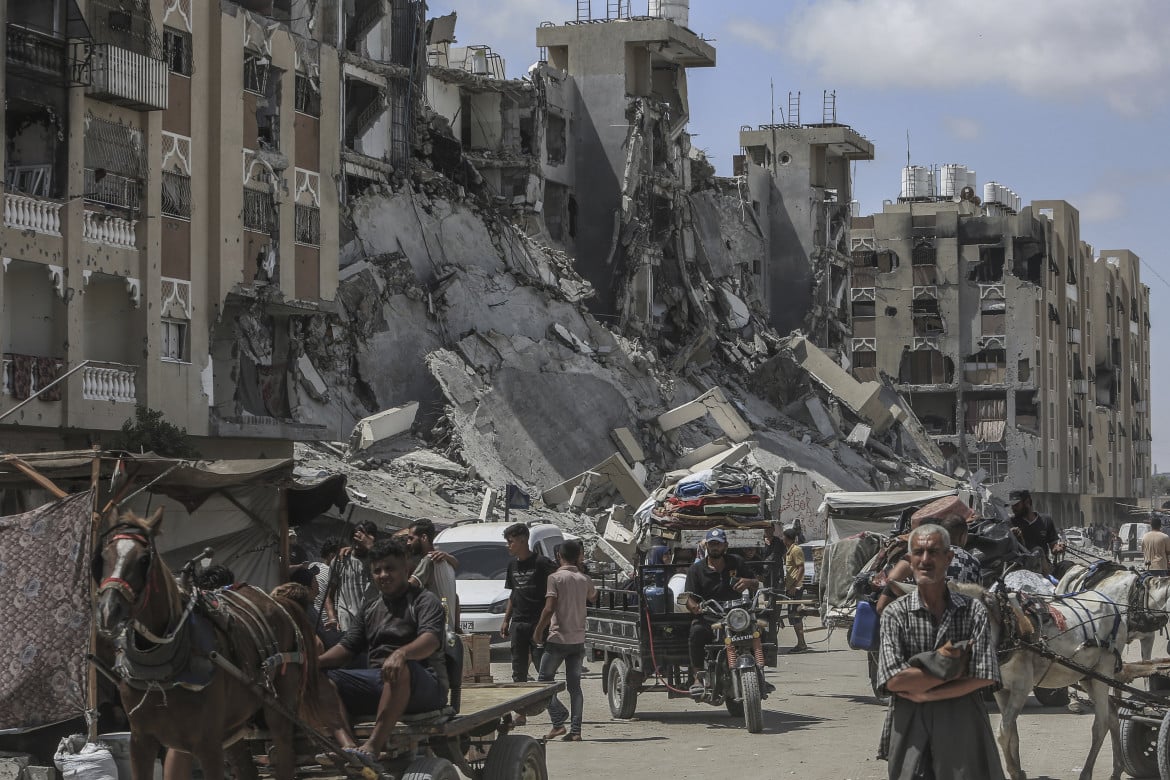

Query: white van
1118;522;1151;562
433;521;566;639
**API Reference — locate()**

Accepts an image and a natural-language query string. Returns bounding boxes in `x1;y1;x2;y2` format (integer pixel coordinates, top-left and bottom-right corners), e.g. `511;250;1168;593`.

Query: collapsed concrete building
849;178;1152;524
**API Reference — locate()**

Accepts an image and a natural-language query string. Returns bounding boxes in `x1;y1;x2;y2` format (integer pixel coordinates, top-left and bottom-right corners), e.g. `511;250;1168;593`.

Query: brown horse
93;508;324;780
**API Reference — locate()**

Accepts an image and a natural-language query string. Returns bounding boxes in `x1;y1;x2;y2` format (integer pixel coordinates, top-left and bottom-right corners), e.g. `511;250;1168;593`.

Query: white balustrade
83;211;138;249
1;358;11;396
3;192;62;235
82;362;137;403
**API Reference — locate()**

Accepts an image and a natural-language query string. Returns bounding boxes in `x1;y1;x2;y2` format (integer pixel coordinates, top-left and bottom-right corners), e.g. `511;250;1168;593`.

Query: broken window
294;204;320;246
243;187;276;233
1067;256;1078;285
1047;303;1061;324
84;115;146;212
546;113;567;165
851;301;876;318
89;0;164;58
294;72;320;116
968;246;1005;283
911;300;943;337
965;397;1007;442
971;449;1008;483
964;349;1006;385
980;301;1005;337
912;299;940;316
161;318;188;362
1015;390;1038;432
912;264;937;285
852;350;878;382
909;394;956;435
161;171;191;218
1017;358;1030;383
244;53;271;95
163;27;192;76
912;238;936;266
1012;236;1044;283
898;348;953;385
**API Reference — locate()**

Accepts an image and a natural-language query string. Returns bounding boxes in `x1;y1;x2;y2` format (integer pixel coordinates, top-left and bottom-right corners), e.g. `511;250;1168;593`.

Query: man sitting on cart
318;539;450;770
683;528;760;694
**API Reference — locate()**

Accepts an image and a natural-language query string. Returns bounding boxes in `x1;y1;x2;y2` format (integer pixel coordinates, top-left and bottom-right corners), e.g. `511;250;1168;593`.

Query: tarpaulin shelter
818;489;958;542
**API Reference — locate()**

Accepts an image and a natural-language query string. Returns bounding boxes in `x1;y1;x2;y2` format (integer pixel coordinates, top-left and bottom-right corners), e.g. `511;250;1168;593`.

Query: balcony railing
6;24;67;82
85;168;142;212
1067;327;1082;345
1072;379;1088;395
83;211;138;249
85;43;169;111
4;193;62;235
82;362;137;403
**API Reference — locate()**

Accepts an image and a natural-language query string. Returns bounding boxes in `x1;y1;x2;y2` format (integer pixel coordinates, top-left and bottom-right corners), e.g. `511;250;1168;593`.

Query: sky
438;0;1170;473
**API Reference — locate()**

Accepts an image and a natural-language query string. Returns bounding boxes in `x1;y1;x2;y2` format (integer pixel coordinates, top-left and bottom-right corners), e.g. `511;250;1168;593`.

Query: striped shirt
947;546;982;585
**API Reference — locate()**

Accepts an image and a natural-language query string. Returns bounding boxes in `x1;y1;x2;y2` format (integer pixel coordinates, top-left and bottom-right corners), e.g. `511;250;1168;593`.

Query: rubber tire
482;734;548;780
1156;708;1170;780
1119;707;1160;779
1032;686;1070;707
401;757;460;780
607;657;638;719
725;694;744;718
868;652;890;705
741;671;763;734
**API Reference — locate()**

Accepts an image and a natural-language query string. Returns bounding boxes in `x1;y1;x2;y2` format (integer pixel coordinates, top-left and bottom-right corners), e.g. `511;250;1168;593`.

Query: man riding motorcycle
684;528;759;694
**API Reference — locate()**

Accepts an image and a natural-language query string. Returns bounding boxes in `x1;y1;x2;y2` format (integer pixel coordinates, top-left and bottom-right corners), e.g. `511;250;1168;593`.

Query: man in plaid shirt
875;523;1004;779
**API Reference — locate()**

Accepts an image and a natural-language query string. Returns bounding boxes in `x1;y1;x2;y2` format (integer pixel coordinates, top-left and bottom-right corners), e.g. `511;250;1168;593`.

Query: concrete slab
804;396;837;439
351;402;419;451
786;335;896;434
674;437;734;470
542;453;649;508
656;387;752;442
610;427;645;465
296;354;329;400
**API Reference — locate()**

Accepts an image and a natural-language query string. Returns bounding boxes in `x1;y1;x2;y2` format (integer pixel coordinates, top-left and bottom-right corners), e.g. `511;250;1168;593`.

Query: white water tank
940;164;965;198
983;182;998;205
850;200;861;218
659;0;689;26
966;168;977;193
1014;193;1022;212
901;165;933;199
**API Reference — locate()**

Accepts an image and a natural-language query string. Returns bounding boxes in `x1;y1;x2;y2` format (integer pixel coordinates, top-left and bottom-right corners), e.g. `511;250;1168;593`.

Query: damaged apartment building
848;172;1152;525
0;0;431;457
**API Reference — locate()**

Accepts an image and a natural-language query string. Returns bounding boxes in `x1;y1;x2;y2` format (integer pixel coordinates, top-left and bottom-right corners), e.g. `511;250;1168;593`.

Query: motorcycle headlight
727;607;751;634
489;597;509;614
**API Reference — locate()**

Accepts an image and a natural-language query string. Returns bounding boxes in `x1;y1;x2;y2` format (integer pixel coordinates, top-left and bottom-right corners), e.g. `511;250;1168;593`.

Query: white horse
1056;563;1170;661
956;582;1129;780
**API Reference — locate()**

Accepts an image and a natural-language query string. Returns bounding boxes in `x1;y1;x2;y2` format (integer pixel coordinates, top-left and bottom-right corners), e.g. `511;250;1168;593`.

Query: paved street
498;620;1128;780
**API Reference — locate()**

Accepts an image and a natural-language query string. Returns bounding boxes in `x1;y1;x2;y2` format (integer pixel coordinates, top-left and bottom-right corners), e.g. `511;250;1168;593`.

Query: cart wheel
607;658;638;719
1032;686;1069;707
868;652;890;705
741;670;763;734
401;756;460;780
482;735;547;780
1119;707;1159;778
1157;709;1170;780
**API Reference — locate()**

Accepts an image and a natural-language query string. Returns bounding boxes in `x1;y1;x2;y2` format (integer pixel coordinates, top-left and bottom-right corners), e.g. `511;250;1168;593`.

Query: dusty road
498;620;1134;780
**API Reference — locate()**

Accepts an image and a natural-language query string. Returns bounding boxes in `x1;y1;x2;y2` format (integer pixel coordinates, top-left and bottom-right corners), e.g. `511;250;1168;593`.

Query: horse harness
94;525;305;693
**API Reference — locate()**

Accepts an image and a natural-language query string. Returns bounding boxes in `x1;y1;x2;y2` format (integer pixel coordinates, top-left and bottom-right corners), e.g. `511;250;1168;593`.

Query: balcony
82;362;137;403
6;24;69;84
1137;441;1152;455
85;43;169;111
1135;400;1149;414
1072;379;1088;395
1067;327;1082;345
4;193;62;235
83;211;138;249
2;353;64;400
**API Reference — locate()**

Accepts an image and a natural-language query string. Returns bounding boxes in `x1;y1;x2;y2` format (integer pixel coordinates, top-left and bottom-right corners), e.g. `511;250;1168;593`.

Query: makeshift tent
818;489;958;542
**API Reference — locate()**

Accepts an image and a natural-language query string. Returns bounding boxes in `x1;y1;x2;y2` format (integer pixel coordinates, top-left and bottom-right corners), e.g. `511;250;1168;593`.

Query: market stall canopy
819;489;958;541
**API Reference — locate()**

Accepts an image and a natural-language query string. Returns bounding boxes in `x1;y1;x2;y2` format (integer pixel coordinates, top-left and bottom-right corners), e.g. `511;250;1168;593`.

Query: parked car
1062;530;1086;547
433;521;566;639
1118;522;1151;562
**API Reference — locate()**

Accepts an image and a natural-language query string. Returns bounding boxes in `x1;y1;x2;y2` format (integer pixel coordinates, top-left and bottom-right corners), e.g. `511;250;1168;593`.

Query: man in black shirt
319;539;448;766
500;523;558;682
1008;489;1063;573
684;528;759;690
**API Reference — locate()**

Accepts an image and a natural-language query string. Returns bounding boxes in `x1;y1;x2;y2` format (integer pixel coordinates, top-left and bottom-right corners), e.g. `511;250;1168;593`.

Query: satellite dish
960;186;975;201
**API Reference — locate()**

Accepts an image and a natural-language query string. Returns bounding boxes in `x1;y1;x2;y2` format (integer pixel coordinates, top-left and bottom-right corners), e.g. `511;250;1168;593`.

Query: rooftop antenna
906;130;911;167
770;79;775;126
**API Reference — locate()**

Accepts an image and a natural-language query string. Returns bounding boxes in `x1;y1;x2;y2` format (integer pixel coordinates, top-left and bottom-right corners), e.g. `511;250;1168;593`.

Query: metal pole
0;360;92;423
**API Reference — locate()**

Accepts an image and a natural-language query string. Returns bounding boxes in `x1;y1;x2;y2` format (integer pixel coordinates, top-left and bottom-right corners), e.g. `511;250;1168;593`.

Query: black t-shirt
340;585;449;695
505;554;558;622
1012;513;1058;551
684;553;755;603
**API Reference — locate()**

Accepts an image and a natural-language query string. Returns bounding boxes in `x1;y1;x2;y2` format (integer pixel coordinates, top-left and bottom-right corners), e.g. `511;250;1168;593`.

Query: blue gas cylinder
643;585;666;614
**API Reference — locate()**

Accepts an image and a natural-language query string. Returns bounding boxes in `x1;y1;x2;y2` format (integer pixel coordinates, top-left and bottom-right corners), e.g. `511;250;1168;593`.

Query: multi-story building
737;98;875;356
849;175;1151;525
0;0;421;456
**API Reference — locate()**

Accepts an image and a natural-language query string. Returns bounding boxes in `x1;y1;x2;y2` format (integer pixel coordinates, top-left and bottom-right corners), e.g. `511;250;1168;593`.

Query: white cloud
727;19;781;53
783;0;1170;113
1071;190;1125;223
942;116;981;142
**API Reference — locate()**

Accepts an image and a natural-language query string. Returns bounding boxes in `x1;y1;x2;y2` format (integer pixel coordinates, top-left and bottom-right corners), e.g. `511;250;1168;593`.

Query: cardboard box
460;634;492;680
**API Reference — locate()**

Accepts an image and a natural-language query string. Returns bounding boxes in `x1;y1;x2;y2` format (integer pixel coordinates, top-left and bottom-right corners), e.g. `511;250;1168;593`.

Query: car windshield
802;546;814;562
436;542;512;581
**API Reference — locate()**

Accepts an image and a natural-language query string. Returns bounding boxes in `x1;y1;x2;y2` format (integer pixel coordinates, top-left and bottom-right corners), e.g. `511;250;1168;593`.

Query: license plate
460;621;475;633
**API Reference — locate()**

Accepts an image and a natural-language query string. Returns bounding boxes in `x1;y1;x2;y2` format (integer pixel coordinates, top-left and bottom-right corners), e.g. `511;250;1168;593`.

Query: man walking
780;527;809;653
500;523;557;682
533;540;596;741
1142;515;1170;574
876;523;1003;779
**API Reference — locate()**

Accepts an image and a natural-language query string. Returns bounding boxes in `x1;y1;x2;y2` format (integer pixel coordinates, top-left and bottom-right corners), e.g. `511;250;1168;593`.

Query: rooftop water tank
966;168;977;193
901;165;933;199
983;182;998;205
659;0;689;26
940;164;965;198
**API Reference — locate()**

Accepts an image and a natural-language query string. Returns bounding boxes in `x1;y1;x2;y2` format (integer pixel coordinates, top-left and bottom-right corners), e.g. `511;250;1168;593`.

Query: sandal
342;747;385;775
561;733;582;742
544;726;567;740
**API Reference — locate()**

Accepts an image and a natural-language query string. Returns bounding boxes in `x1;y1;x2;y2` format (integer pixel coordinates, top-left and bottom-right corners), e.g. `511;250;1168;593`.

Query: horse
1056;562;1170;661
92;508;325;780
954;581;1129;780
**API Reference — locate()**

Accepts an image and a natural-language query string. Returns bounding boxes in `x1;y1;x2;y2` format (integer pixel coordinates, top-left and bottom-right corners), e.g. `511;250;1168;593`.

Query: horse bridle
93;525;158;620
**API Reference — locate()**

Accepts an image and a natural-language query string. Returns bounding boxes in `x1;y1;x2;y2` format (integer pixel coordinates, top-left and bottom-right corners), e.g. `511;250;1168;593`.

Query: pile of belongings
640;466;769;531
